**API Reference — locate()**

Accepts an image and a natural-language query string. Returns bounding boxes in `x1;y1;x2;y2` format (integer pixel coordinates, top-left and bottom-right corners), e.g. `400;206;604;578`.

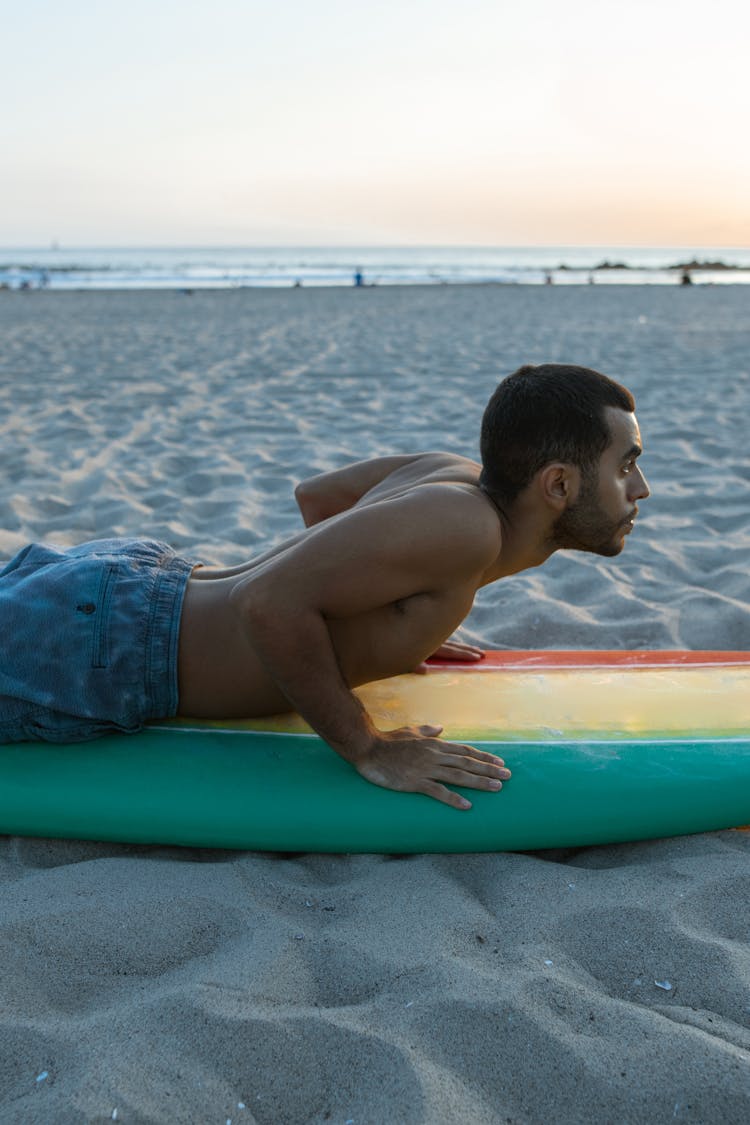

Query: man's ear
538;463;581;511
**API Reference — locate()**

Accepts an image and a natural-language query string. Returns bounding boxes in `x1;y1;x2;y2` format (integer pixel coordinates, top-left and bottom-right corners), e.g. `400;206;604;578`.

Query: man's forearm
232;593;377;761
295;455;424;527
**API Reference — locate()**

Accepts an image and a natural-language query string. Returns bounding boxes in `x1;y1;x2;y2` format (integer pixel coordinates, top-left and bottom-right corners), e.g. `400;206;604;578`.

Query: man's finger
433;767;506;791
419;780;472;810
438;755;511;780
437;742;509;770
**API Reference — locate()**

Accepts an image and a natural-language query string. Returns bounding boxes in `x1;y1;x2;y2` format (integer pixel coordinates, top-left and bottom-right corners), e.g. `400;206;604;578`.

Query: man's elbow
295;480;326;526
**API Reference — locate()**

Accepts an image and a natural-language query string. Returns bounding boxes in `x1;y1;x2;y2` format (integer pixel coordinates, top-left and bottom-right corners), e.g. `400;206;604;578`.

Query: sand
1;284;749;1123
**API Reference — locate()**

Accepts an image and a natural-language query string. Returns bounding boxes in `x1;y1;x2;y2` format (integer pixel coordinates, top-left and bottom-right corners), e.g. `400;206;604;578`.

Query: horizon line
1;241;749;252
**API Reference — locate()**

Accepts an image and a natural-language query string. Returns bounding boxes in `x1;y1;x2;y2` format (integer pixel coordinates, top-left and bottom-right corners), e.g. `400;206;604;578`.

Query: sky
1;0;748;247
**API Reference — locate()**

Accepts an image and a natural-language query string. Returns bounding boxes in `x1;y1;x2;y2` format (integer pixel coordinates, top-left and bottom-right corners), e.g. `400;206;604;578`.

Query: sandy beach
1;283;750;1123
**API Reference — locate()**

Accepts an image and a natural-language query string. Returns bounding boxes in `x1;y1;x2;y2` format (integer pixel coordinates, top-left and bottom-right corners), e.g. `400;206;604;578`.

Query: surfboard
1;651;749;852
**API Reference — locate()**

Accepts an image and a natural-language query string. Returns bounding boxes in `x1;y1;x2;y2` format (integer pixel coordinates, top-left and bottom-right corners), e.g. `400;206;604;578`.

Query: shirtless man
0;364;649;810
177;362;649;808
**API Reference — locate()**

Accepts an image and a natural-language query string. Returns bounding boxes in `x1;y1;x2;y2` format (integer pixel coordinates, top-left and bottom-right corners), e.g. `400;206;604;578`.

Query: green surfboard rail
2;727;750;852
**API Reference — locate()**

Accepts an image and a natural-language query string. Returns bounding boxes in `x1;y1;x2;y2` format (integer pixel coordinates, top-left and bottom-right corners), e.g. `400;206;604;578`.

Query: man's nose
632;467;650;500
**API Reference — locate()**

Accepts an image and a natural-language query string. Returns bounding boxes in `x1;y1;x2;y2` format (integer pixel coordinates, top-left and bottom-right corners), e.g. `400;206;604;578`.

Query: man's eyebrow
622;444;642;460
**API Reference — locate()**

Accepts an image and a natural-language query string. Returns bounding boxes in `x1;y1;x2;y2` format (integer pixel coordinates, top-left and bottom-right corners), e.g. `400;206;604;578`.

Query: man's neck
479;495;558;585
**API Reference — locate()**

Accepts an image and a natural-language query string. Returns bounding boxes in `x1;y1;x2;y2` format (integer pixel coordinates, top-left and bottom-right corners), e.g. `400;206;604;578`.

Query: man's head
480;363;636;505
480;364;648;557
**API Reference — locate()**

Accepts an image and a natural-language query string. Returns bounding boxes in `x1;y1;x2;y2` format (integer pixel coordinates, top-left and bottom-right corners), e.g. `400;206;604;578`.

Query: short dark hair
480;363;635;506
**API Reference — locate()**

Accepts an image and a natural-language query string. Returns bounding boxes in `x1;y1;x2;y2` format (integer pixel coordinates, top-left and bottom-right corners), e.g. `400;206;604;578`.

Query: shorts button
76;602;96;614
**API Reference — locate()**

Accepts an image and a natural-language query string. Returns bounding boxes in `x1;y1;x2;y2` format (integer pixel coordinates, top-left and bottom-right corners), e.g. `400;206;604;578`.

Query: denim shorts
0;538;195;744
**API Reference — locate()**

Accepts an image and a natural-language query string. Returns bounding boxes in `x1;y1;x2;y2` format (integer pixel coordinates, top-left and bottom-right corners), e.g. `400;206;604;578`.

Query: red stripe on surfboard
425;650;750;670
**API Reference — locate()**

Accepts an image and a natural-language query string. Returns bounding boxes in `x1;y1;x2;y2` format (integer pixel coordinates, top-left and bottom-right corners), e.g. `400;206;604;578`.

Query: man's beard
551;472;628;558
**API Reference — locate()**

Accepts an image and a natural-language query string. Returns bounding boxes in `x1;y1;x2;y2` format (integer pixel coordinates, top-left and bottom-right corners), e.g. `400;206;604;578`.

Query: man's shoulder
407;476;499;525
384;478;502;573
373;451;482;491
411;451;480;473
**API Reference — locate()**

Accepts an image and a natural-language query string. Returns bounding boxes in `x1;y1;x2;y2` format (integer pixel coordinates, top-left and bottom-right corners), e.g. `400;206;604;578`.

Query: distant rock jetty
667;258;744;271
592;260;630;270
557;261;629;271
596;258;743;272
556;258;746;273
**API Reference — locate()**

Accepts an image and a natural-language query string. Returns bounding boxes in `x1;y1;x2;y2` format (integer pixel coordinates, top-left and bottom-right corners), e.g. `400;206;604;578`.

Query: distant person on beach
0;365;649;808
354;269;364;287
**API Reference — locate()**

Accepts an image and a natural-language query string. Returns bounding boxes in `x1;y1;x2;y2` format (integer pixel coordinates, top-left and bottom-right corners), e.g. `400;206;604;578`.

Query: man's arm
229;488;509;808
294;455;425;526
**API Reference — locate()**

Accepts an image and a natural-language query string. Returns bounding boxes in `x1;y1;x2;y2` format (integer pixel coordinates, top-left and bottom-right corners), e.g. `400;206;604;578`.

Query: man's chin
595;539;625;558
593;531;628;557
558;535;626;557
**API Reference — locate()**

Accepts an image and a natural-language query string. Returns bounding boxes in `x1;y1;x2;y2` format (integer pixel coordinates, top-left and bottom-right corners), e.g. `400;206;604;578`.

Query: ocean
1;245;749;291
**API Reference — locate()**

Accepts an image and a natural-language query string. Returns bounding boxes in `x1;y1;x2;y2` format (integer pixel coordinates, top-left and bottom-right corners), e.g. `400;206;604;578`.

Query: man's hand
414;640;484;672
353;724;511;810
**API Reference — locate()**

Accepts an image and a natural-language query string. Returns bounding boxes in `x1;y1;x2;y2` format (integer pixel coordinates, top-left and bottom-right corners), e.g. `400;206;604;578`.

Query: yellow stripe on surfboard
164;662;750;742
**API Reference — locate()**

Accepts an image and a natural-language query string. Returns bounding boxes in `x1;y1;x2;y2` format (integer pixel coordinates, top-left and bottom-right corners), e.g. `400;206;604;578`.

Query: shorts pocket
91;563;119;669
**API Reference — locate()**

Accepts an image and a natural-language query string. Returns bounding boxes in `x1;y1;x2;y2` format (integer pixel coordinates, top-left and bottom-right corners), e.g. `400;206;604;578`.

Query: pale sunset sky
1;0;748;247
